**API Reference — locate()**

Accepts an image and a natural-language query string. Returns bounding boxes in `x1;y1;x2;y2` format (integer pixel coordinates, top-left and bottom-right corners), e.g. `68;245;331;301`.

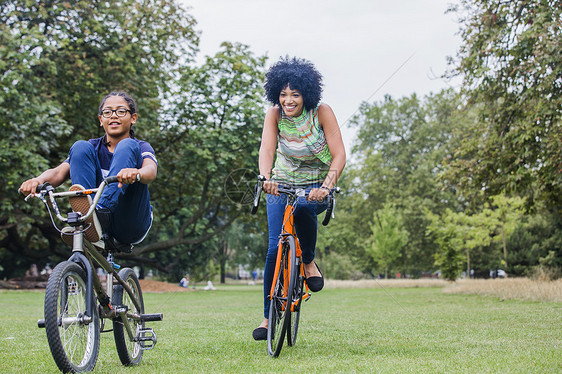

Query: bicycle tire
44;261;100;373
287;257;304;347
267;239;296;357
112;267;145;366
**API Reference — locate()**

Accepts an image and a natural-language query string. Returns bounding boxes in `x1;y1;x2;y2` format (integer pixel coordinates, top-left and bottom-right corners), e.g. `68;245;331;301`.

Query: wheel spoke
45;262;99;372
113;268;145;365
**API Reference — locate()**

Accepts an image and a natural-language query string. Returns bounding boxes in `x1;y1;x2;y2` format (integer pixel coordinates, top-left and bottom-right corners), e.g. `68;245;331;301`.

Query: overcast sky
181;0;463;150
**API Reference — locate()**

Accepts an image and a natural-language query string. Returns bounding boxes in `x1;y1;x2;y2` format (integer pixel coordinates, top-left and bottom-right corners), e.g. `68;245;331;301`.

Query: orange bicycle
251;175;339;357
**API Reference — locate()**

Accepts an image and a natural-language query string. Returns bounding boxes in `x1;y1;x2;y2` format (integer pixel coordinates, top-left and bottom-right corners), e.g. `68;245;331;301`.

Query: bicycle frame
252;176;339;357
31;179;157;341
268;191;311;310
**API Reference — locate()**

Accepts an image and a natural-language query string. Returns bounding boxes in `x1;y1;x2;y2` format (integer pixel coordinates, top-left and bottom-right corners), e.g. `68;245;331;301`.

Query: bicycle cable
38;195;92;236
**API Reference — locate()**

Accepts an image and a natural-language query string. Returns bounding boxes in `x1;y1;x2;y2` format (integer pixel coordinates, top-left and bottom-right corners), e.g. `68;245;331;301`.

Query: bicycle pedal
135;327;157;350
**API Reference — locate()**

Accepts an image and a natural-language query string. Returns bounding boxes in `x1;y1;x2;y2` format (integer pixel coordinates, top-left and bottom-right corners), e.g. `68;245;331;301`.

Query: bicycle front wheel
112;267;145;366
44;261;100;373
288;257;304;347
267;239;296;357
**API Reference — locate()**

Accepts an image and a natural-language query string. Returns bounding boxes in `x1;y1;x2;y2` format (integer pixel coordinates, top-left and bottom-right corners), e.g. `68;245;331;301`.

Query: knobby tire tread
112;267;145;366
44;261;100;373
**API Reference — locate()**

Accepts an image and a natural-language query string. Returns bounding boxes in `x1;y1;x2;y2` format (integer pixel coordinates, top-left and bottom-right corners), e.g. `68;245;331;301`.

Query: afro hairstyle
264;56;323;111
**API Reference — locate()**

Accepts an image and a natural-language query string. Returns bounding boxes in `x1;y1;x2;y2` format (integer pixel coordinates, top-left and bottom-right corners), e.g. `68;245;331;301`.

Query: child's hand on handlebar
19;178;42;196
116;168;141;188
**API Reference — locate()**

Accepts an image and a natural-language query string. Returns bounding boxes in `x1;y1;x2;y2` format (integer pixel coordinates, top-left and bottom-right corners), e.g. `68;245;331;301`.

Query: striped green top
272;104;332;185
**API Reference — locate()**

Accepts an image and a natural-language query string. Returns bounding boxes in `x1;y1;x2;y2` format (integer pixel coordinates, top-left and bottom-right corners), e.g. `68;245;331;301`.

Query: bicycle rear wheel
288;258;304;347
267;239;296;357
44;261;100;373
112;267;145;366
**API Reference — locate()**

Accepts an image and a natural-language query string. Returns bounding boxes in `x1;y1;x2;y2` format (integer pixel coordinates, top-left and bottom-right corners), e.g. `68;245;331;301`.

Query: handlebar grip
35;183;51;192
251;175;267;214
322;187;340;226
251;182;262;214
322;194;334;226
104;176;119;184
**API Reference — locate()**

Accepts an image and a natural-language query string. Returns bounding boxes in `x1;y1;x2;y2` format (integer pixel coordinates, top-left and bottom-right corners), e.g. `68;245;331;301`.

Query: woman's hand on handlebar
308;187;330;202
263;180;279;196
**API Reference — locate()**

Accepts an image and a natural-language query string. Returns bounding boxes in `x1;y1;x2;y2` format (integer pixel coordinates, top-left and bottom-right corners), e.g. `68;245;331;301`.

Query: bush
321;251;364;280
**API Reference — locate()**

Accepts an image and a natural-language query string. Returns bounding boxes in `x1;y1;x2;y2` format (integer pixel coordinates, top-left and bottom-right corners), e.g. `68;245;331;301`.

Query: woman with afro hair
253;57;346;341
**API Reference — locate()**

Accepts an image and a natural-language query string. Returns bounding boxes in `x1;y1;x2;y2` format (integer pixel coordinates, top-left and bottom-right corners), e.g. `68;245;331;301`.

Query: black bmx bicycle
21;177;162;373
251;176;340;357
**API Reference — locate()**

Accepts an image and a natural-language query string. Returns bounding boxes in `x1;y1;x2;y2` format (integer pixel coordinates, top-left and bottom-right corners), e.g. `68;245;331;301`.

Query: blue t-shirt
66;136;158;177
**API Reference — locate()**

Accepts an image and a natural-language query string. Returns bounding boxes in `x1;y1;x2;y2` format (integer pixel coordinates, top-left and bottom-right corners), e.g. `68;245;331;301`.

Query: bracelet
320;186;331;191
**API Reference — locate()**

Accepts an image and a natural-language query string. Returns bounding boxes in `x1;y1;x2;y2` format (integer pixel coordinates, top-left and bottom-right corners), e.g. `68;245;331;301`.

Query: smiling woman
253;56;347;340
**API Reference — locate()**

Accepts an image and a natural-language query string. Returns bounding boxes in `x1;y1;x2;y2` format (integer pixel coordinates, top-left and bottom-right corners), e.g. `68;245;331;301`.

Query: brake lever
24;193;37;202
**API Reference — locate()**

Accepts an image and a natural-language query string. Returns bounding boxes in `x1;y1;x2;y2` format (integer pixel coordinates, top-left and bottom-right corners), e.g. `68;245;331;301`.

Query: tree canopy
1;0;560;281
0;0;266;278
444;0;562;212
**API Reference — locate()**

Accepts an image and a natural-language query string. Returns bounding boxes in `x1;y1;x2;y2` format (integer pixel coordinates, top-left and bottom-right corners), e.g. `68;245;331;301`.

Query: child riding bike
19;91;157;249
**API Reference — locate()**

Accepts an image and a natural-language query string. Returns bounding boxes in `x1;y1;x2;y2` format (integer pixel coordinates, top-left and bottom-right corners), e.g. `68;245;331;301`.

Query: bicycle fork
38;245;162;350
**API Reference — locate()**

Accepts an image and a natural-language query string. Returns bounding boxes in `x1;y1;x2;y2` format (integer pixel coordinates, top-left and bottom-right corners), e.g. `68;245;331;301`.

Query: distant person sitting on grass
179;276;189;288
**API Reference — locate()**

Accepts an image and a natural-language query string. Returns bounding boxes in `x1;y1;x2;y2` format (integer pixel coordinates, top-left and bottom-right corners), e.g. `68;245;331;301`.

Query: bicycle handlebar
250;176;341;226
20;177;120;224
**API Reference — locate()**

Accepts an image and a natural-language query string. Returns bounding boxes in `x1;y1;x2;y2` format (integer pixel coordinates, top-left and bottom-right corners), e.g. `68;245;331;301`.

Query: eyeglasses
100;108;132;118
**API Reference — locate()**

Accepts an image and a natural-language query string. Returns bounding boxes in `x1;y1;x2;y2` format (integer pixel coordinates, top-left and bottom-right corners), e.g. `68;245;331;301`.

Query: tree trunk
220;242;227;284
466;248;471;278
502;227;507;270
220;262;226;284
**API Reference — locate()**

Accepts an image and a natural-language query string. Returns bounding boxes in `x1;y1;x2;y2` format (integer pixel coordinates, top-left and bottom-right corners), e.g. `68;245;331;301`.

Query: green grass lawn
0;285;560;373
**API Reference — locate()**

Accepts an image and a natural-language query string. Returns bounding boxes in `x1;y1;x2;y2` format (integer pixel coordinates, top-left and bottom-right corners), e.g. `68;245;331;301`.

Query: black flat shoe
305;262;324;292
252;327;267;341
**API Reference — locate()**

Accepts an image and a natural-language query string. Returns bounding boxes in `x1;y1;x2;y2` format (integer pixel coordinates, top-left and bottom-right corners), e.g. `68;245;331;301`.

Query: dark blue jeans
262;183;328;318
68;139;153;244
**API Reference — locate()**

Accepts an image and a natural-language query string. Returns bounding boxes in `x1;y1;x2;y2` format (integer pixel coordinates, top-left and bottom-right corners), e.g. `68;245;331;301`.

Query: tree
445;0;562;213
506;206;562;277
213;221;267;284
0;1;267;278
115;42;267;272
427;194;527;279
487;195;526;269
332;90;464;275
367;203;409;278
426;209;467;281
1;0;199;278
